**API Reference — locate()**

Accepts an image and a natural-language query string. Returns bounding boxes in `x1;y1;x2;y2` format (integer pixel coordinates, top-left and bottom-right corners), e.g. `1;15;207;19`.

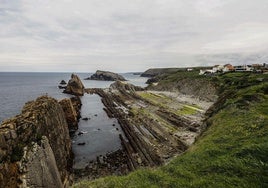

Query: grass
73;73;268;188
177;105;199;115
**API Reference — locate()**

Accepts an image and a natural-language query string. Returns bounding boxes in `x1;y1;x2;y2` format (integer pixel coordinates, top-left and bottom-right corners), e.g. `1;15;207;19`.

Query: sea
0;72;148;169
0;72;147;123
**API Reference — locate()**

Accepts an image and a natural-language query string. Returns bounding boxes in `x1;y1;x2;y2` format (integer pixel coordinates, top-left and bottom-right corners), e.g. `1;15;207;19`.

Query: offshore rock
64;74;85;96
85;70;126;81
0;96;72;188
60;80;67;85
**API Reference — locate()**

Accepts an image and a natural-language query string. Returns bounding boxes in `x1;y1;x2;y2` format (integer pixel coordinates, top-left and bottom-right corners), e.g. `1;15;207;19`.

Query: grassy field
74;72;268;188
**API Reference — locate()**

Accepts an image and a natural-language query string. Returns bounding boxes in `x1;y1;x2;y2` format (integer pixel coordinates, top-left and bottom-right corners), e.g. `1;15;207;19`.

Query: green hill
74;72;268;188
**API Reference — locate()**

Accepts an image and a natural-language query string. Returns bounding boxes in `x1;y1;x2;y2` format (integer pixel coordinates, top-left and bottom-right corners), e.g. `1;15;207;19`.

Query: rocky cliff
85;70;126;81
64;74;85;96
147;71;218;102
0;96;73;188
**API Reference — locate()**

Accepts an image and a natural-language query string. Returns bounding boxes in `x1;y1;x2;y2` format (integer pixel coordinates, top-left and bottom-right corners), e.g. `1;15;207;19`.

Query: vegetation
74;72;268;188
176;105;198;115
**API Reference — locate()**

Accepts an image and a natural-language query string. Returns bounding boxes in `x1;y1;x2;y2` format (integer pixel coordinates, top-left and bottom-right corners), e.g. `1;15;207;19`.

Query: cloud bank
0;0;268;72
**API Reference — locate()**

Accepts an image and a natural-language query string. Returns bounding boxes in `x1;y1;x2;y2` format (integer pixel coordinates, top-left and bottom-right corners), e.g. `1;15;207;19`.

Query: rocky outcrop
140;68;180;77
59;97;80;132
0;96;73;188
60;80;67;85
63;74;85;96
110;81;144;92
85;70;126;81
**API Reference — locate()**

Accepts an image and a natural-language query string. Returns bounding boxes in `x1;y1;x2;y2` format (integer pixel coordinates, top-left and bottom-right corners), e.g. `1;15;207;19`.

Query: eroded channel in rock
72;94;129;180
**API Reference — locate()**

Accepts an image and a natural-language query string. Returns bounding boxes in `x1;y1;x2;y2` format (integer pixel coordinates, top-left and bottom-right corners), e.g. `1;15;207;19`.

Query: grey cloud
0;0;268;72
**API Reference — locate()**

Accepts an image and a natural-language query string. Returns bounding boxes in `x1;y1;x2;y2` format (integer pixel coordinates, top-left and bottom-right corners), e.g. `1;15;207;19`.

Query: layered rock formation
64;74;85;96
85;70;126;81
0;96;73;188
110;81;144;92
59;96;81;132
88;81;211;172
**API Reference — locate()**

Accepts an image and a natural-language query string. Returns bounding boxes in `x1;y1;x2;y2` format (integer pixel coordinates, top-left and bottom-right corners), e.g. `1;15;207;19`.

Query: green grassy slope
74;73;268;188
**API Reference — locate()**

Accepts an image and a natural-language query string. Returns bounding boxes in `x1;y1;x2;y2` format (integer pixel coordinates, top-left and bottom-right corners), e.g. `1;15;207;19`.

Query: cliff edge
0;96;73;188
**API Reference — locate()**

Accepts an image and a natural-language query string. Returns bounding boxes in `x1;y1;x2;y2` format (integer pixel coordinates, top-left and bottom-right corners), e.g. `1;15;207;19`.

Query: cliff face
0;96;72;188
85;70;126;81
64;74;85;96
147;71;218;102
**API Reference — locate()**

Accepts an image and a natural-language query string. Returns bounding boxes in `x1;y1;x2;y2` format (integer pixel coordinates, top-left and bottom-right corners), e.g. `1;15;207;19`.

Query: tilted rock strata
64;74;85;96
59;97;82;131
85;70;126;81
0;96;73;188
91;87;201;171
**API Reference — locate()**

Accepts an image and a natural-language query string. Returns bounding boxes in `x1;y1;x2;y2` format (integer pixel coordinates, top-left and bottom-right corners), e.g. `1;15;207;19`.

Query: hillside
74;72;268;187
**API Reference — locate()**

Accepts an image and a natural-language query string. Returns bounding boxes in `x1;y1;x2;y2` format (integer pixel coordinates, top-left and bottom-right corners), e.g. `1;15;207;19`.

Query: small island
85;70;127;81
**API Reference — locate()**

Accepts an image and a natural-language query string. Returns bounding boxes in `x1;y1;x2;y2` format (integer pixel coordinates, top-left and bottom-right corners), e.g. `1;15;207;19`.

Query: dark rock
78;132;83;136
82;117;90;121
60;80;67;85
58;85;67;89
85;70;127;81
63;74;85;96
77;142;86;146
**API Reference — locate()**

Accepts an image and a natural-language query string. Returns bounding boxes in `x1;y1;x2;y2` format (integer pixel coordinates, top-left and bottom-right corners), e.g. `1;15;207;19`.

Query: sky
0;0;268;72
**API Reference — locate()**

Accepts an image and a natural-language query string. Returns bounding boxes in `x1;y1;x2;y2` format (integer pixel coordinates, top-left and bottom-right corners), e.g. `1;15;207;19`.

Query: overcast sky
0;0;268;72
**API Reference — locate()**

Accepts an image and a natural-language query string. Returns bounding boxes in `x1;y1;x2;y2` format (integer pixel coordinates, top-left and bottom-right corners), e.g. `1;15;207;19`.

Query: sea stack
63;74;85;96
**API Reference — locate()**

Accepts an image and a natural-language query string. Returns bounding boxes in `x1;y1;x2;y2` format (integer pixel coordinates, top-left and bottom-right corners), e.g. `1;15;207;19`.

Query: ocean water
0;72;147;123
0;72;148;168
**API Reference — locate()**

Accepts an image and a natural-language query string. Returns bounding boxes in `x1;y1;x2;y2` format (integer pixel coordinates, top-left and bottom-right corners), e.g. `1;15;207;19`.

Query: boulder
63;74;85;96
85;70;126;81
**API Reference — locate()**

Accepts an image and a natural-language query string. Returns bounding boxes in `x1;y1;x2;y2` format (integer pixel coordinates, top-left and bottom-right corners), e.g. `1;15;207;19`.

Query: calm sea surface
0;72;147;168
0;72;147;123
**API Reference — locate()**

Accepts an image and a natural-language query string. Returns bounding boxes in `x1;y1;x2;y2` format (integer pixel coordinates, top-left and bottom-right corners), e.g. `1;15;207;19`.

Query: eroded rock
64;74;85;96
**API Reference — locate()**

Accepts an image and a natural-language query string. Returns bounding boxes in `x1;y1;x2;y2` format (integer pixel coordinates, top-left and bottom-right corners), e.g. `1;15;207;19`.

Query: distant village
198;63;268;75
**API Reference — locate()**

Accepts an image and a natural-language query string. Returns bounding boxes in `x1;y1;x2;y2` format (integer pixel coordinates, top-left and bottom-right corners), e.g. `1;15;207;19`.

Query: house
212;65;224;73
223;64;235;72
187;68;193;72
235;65;253;72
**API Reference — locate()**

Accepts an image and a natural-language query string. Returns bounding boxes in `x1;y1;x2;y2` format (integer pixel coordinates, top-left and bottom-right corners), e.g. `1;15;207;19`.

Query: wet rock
77;142;86;146
82;117;90;121
58;85;67;89
60;80;67;85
